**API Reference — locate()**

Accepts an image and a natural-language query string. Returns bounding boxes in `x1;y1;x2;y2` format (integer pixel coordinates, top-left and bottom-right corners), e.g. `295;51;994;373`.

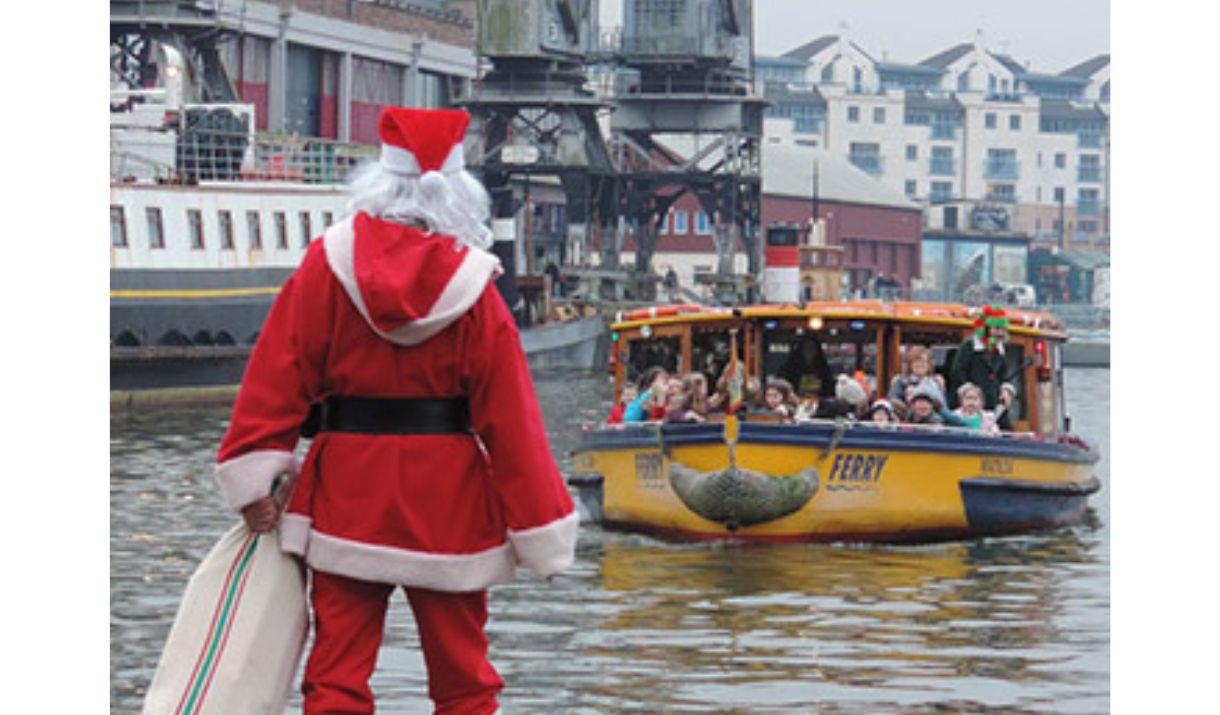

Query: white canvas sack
142;523;308;715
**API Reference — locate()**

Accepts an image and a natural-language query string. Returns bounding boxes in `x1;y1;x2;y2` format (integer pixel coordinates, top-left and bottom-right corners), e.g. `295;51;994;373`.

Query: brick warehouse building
619;141;923;298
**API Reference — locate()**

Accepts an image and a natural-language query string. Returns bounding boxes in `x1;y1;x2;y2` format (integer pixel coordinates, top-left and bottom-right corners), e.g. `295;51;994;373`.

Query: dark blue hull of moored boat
959;476;1101;535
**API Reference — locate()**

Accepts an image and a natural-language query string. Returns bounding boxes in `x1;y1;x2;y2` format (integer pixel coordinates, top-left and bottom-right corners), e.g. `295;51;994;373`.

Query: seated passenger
606;384;639;424
866;399;898;426
664;390;706;424
680;373;710;420
778;335;836;398
994;382;1017;431
761;378;798;422
624;366;668;422
953;383;999;434
815;374;869;419
904;381;945;426
889;345;948;409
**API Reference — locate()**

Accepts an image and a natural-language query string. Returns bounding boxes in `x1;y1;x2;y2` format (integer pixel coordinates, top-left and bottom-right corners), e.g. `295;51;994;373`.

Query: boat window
110;205;127;247
299;211;312;248
623;336;682;386
274;211;288;249
218;210;235;250
691;326;743;387
246;211;263;250
762;324;878;398
146;207;165;249
187;209;204;250
322;211;334;228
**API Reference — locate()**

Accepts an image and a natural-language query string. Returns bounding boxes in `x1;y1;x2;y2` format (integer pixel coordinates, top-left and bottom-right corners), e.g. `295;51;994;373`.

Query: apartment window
1079;220;1099;233
187;209;204;250
1009;115;1021;131
218;210;235;250
322;211;334;228
906;145;918;161
673;210;689;234
1055;153;1066;169
985;113;997;129
930;181;953;202
246;211;263;250
696;211;710;234
988;184;1017;203
299;211;312;247
274;211;288;249
1037;152;1043;168
905;180;917;197
873;107;885;124
848;142;882;174
1036;186;1043;202
110;206;127;247
147;208;165;249
1053;187;1065;203
847;106;860;122
821;64;833;82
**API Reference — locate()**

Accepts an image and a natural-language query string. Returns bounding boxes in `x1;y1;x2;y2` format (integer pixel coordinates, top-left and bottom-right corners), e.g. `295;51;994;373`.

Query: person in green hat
949;305;1010;410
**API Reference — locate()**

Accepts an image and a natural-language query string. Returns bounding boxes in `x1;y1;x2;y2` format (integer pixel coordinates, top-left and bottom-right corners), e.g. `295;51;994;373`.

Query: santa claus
214;106;578;714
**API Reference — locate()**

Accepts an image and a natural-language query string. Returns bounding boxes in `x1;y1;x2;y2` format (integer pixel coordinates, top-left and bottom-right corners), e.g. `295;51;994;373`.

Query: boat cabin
608;301;1070;435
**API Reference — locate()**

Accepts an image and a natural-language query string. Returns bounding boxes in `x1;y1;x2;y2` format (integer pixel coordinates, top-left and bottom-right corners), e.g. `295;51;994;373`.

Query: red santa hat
378;107;470;177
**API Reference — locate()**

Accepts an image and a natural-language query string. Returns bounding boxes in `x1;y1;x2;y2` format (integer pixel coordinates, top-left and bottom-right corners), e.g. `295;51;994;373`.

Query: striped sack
142;523;308;715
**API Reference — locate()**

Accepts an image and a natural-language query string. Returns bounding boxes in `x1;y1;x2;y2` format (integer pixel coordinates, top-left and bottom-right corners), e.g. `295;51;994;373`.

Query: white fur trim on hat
380;143;465;177
323;216;501;347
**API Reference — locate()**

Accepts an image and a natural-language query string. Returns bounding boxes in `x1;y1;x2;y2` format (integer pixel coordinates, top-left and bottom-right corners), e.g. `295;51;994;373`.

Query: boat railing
110;120;376;185
586;417;1058;444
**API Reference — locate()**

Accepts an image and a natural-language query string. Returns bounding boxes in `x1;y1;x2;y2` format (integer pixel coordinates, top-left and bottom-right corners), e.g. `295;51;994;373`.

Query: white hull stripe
380;143;465;177
280;514;517;592
215;450;299;511
323;217;500;347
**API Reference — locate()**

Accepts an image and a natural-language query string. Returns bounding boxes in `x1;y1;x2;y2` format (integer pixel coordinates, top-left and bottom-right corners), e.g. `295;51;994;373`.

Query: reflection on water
111;369;1108;714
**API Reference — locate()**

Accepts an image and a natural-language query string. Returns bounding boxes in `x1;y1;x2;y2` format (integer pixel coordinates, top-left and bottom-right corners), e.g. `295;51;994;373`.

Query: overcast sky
599;0;1110;73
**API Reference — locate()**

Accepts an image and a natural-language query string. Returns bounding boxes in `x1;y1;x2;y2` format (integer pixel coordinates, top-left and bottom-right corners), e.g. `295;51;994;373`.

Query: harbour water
110;368;1109;714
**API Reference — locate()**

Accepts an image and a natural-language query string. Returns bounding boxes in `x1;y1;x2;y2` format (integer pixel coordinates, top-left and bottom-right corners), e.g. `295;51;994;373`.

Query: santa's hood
323;212;501;346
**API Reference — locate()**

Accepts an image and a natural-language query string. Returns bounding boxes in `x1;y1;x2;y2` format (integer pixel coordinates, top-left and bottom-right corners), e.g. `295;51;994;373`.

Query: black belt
300;396;472;437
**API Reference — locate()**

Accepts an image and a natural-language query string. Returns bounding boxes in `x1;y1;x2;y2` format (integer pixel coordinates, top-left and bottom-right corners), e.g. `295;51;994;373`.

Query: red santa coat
215;212;578;592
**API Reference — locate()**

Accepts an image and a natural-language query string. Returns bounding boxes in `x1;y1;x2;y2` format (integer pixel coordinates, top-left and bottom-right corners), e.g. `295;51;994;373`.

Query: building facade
212;0;476;144
756;36;1110;251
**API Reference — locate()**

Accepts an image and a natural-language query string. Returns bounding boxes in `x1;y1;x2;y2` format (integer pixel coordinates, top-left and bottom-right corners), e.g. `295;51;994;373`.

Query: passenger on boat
814;374;869;419
867;399;898;425
761;378;799;421
624;366;668;422
993;382;1017;431
949;305;1010;410
606;384;638;424
777;336;836;398
664;389;706;424
680;373;710;420
707;363;759;414
888;345;948;409
953;383;999;434
904;381;945;425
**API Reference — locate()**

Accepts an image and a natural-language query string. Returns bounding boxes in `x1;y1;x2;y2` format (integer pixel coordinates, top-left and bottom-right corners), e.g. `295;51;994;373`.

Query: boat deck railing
110;119;376;186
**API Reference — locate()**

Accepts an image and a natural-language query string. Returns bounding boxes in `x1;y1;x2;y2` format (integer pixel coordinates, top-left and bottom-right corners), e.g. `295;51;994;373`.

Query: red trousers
303;571;503;714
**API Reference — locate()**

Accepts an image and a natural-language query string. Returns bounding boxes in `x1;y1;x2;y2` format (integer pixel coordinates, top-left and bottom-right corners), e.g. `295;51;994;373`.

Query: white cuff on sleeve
215;449;300;511
507;510;580;578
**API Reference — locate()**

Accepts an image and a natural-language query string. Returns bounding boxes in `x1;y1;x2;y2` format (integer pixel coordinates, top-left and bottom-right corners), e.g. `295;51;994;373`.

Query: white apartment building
758;35;1110;249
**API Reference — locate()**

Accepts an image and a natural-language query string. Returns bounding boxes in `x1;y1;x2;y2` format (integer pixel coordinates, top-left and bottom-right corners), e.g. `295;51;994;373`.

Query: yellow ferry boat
569;301;1100;543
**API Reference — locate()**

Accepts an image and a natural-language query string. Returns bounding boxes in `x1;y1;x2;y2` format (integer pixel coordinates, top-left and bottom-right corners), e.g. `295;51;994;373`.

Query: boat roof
611;301;1068;338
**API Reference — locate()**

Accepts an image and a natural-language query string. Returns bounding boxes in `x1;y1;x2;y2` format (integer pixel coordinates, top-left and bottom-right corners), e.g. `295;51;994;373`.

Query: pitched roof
875;61;944;76
1039;98;1106;122
755;54;811;69
919;43;974;69
652;135;917;211
782;35;838;61
1060;54;1110;79
989;53;1027;76
904;90;964;113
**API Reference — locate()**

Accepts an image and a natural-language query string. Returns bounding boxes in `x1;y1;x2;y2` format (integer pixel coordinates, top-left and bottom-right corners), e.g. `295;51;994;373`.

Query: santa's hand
241;496;282;533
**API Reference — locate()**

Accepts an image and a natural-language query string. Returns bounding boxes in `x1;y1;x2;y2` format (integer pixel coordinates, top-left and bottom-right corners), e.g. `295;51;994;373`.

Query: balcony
1078;133;1103;148
1077;200;1101;217
983;191;1018;204
849;154;884;174
1077;166;1102;183
931;123;957;140
984;161;1020;180
929;157;955;176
